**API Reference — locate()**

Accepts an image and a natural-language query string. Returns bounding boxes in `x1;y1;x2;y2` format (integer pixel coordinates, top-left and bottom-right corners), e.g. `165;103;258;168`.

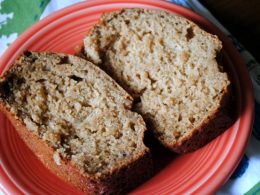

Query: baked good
0;51;152;194
83;8;232;153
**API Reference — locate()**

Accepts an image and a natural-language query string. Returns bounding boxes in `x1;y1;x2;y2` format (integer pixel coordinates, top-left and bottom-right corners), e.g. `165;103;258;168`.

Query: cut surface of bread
83;8;232;153
0;52;152;194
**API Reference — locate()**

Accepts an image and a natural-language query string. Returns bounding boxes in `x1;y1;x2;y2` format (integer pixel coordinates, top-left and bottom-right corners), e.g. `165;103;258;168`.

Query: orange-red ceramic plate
0;0;254;194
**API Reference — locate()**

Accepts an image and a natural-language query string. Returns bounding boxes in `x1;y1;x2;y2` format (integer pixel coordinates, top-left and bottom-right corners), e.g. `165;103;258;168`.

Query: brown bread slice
83;8;232;153
0;52;152;194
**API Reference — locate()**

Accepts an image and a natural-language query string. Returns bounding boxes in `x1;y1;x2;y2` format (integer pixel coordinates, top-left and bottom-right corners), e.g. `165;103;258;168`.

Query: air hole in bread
36;79;46;82
0;81;12;101
125;20;130;25
186;27;194;41
189;117;195;123
59;56;70;64
146;72;156;84
133;96;141;105
69;75;83;82
24;51;32;57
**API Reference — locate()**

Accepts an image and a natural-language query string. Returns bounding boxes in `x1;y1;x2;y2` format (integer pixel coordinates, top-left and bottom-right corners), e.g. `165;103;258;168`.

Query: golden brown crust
0;96;153;195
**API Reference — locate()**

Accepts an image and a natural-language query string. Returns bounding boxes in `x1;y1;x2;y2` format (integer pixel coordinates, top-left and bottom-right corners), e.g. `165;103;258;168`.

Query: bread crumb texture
83;8;230;147
0;52;148;175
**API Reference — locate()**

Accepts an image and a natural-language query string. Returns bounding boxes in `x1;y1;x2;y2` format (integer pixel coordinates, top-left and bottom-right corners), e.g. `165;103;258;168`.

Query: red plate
0;0;254;194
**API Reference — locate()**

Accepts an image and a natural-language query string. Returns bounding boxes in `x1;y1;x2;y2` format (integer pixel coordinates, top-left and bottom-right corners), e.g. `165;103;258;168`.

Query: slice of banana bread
83;8;232;153
0;52;152;194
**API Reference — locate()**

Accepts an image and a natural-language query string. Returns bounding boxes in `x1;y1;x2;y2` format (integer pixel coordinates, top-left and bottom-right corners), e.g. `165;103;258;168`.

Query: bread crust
0;52;153;194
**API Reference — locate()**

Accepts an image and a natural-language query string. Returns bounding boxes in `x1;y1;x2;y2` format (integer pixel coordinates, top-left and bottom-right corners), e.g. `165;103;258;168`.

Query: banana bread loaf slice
83;8;232;153
0;51;152;194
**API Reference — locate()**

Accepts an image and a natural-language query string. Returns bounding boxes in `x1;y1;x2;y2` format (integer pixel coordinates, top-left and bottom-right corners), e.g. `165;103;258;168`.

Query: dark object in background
200;0;260;62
